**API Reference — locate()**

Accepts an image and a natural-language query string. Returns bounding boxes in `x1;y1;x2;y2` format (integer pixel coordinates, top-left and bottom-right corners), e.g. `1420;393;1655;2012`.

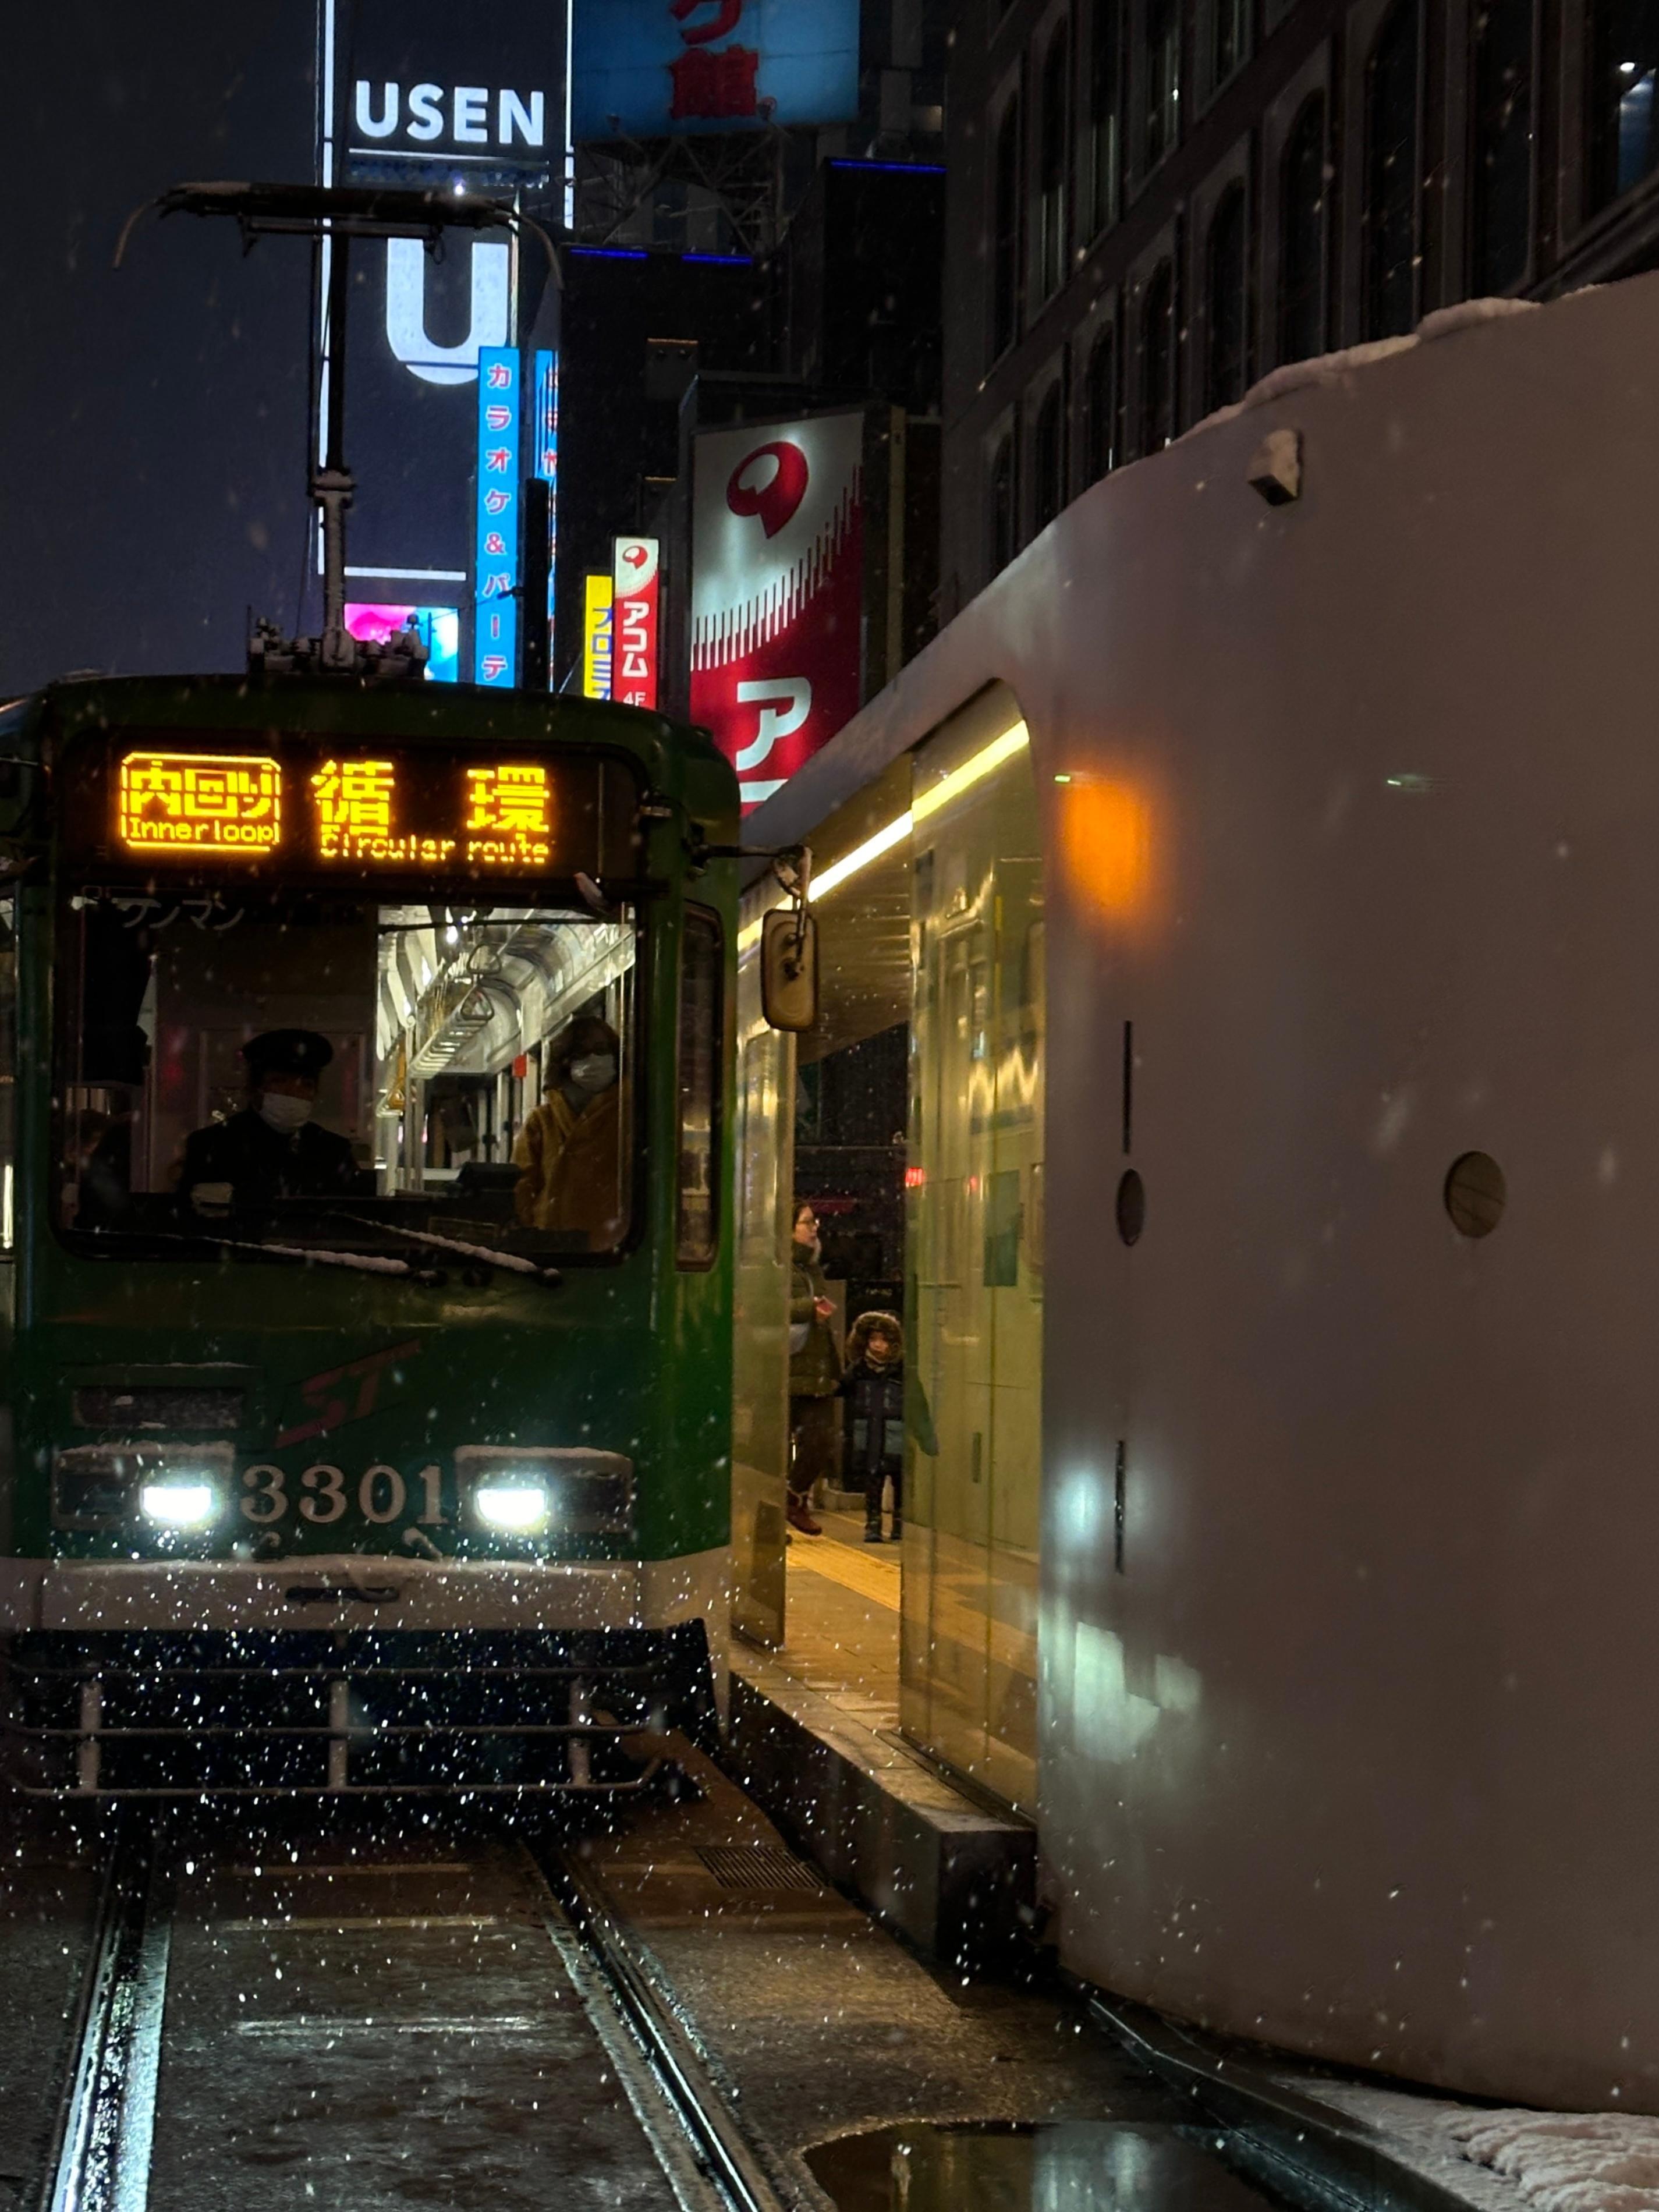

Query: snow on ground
1449;2111;1659;2212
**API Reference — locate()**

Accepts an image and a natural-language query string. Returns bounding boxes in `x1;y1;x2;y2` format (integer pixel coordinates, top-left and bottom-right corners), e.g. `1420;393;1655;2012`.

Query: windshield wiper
339;1217;563;1287
253;1236;445;1281
88;1224;445;1282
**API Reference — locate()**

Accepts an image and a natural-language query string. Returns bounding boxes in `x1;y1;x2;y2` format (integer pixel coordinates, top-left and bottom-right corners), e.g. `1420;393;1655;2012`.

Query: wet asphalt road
0;1764;1255;2212
146;1831;686;2211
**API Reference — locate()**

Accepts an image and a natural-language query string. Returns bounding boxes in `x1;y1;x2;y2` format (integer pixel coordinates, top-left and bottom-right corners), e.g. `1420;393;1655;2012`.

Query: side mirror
760;908;818;1033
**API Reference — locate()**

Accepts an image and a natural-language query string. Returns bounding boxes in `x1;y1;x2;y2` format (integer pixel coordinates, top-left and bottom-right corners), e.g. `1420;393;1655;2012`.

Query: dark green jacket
788;1250;841;1395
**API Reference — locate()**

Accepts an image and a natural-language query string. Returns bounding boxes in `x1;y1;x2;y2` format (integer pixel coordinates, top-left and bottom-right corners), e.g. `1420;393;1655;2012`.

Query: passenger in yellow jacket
513;1016;623;1247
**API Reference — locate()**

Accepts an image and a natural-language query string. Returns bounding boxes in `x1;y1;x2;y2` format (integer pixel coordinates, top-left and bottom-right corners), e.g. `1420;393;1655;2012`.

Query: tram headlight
455;1447;634;1537
139;1479;219;1529
53;1442;234;1533
472;1481;551;1533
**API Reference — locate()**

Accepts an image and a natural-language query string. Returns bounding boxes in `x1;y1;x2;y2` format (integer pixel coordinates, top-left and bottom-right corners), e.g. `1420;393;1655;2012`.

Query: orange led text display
113;749;562;872
117;752;282;852
310;757;554;869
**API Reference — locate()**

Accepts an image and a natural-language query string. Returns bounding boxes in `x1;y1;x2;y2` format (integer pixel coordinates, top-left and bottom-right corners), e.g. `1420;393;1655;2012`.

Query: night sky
4;7;321;693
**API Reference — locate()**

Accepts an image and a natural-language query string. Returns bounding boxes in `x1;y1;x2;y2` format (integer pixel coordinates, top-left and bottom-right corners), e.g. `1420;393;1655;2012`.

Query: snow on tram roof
1179;292;1570;446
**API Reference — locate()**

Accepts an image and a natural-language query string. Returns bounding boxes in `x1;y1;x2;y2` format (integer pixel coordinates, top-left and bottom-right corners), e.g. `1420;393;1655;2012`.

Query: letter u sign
384;238;511;387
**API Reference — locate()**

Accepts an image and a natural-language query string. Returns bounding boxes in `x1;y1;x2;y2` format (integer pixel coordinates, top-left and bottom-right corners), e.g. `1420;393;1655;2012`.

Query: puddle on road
805;2121;1292;2212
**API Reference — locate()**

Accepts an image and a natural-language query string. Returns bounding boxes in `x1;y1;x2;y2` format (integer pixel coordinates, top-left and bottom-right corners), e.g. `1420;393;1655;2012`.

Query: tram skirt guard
0;1621;720;1795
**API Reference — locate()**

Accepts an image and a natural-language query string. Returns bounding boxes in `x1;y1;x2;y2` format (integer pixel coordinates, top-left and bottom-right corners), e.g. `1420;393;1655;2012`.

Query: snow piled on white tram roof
1451;2108;1659;2212
1178;292;1569;445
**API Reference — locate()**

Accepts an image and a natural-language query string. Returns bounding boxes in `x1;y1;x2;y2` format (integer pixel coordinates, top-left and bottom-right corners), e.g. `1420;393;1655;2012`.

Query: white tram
730;272;1659;2112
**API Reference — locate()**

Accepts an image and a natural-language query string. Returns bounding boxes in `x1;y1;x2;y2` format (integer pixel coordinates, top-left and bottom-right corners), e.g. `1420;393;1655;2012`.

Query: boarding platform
725;1509;1036;1970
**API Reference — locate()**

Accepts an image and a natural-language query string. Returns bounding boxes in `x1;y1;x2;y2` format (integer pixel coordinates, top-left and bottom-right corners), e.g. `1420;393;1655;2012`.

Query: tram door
729;974;793;1646
903;714;1044;1813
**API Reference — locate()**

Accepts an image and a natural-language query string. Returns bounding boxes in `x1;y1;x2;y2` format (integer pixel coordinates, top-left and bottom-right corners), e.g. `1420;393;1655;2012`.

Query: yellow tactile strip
786;1534;901;1611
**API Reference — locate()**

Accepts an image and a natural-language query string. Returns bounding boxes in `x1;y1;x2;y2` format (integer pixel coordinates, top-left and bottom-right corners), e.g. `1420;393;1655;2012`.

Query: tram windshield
56;889;639;1263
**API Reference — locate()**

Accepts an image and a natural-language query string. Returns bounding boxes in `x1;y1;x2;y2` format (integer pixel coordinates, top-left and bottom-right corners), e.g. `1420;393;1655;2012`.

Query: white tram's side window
0;891;16;1251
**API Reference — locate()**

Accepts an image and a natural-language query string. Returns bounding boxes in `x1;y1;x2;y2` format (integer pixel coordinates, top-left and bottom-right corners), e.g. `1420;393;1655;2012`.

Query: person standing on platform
841;1311;935;1543
787;1202;839;1536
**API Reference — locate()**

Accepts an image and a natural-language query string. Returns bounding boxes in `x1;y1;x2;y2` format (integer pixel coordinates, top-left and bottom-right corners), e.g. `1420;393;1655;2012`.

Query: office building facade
938;0;1659;610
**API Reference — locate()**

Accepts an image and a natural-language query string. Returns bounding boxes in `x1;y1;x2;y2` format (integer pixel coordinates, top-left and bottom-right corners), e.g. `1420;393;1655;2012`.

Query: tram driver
179;1028;360;1220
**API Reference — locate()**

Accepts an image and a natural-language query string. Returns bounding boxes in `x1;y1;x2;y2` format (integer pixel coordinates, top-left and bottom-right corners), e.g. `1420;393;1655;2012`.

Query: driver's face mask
258;1091;314;1133
568;1054;617;1097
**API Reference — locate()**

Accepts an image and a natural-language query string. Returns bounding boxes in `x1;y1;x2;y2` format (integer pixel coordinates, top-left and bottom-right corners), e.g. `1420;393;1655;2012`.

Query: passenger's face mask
258;1091;314;1133
568;1054;616;1096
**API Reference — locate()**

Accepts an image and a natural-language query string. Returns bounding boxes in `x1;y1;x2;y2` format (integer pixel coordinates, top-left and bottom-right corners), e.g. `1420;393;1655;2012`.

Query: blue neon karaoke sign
534;348;558;672
474;345;520;686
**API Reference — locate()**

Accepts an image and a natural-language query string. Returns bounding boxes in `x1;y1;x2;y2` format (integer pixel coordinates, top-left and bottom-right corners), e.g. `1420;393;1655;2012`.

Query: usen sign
689;412;864;811
353;81;548;149
341;0;565;179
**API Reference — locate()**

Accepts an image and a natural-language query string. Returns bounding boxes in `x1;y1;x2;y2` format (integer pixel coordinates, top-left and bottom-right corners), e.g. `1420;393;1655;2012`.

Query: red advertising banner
612;536;660;708
689;411;864;813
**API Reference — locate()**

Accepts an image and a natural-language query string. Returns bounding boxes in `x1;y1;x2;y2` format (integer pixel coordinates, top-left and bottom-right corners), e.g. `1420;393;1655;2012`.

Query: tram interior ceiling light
738;719;1032;953
910;718;1030;823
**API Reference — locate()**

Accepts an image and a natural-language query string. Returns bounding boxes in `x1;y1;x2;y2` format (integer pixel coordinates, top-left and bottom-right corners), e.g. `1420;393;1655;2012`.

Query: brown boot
786;1497;823;1536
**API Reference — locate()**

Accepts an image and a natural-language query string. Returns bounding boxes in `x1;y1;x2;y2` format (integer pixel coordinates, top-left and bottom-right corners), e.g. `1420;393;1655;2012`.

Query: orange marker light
117;752;281;853
1057;777;1154;925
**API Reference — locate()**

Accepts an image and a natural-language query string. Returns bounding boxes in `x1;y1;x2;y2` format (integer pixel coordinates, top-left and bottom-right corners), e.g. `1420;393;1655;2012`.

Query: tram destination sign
62;736;637;886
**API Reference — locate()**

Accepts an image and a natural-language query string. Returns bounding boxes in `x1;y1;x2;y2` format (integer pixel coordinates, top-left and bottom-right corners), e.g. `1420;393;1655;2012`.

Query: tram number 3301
240;1463;444;1525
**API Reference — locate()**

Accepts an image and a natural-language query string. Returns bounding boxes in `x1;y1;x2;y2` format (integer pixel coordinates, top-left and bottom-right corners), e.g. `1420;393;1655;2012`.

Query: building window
1090;0;1122;233
1143;0;1181;169
1471;0;1533;290
1137;261;1176;451
992;95;1023;358
1038;27;1071;301
1204;183;1249;409
1212;0;1247;92
1588;0;1657;209
1084;324;1118;478
990;435;1018;573
1033;384;1066;530
1363;0;1420;339
1279;91;1327;361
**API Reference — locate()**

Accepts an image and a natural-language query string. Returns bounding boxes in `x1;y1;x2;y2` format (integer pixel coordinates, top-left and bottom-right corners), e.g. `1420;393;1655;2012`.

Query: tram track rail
33;1818;168;2212
527;1837;789;2212
31;1814;790;2212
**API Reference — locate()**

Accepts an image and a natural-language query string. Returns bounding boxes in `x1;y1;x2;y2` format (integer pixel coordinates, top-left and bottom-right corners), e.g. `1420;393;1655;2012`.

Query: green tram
0;672;739;1793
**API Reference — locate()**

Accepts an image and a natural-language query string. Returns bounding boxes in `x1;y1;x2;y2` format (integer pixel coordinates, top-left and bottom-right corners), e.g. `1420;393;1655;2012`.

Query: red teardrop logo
727;441;809;538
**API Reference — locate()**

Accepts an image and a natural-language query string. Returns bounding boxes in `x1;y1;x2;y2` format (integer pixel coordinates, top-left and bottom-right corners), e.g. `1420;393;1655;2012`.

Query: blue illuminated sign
570;0;859;140
534;349;558;673
474;345;520;686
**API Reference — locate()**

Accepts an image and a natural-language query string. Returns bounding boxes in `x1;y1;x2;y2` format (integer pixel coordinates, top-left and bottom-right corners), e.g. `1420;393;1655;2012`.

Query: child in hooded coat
840;1311;937;1542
